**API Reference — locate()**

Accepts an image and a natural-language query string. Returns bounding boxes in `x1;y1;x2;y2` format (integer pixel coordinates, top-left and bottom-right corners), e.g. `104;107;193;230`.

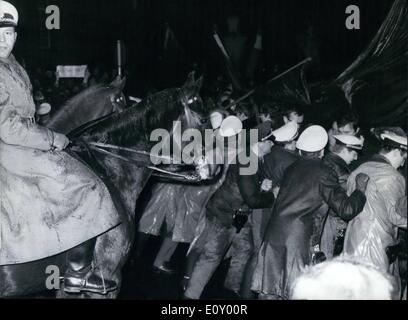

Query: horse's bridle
68;89;206;183
83;142;203;182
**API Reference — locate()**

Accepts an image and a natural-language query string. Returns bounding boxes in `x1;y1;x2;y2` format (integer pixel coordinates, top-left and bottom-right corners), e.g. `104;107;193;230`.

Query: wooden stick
224;57;312;110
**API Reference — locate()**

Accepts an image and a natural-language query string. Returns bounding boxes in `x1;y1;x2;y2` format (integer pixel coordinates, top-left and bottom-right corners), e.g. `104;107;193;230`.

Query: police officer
240;120;300;298
183;119;276;299
0;1;119;294
321;134;365;258
252;125;369;299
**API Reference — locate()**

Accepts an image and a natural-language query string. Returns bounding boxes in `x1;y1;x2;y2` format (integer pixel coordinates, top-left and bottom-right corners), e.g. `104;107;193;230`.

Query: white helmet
268;120;299;143
0;1;18;27
296;125;328;152
36;103;52;116
219;116;242;138
333;134;364;150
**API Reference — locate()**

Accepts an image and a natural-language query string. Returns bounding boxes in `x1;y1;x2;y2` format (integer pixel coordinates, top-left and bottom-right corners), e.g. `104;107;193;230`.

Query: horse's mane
81;88;183;146
62;84;108;109
48;84;112;130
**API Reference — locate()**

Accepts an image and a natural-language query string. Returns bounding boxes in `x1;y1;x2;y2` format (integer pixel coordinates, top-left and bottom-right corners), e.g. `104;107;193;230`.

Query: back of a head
291;256;395;300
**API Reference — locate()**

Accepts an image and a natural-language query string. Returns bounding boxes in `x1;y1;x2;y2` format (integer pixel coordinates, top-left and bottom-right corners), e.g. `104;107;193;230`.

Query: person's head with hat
216;115;243;146
0;1;18;60
376;128;407;169
329;111;360;149
218;114;242;134
264;120;299;151
296;125;329;159
331;134;364;165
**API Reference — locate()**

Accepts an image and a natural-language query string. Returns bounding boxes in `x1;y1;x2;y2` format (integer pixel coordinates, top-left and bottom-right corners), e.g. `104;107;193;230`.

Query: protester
343;128;407;298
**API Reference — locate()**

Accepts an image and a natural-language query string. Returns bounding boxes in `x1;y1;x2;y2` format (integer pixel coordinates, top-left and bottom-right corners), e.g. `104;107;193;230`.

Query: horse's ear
111;76;126;91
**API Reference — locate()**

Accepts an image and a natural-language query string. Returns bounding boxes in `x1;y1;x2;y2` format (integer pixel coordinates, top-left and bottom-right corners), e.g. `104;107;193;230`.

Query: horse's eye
194;97;198;101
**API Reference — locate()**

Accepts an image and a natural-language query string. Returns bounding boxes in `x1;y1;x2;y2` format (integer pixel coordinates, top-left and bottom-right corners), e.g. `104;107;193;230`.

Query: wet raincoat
138;148;224;243
0;55;120;265
343;155;407;293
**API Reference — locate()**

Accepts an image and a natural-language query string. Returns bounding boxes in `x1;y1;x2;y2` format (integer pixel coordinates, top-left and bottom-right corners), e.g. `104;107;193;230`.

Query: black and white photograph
0;0;406;306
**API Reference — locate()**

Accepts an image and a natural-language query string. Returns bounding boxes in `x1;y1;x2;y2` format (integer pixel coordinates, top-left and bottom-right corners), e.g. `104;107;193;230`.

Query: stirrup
64;268;117;295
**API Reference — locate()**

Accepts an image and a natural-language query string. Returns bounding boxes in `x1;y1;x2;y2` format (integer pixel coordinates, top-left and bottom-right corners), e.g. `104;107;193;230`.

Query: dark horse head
75;72;206;149
47;77;127;135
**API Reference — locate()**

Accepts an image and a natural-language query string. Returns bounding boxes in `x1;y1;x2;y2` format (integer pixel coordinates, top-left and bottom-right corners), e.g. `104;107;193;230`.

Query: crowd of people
131;92;407;300
1;0;406;300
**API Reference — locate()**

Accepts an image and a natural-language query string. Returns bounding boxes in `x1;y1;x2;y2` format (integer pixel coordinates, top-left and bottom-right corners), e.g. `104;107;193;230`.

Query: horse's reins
86;142;200;181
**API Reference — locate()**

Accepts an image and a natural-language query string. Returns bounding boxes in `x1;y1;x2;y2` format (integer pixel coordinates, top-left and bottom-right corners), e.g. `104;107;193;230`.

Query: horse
47;76;127;135
0;73;206;298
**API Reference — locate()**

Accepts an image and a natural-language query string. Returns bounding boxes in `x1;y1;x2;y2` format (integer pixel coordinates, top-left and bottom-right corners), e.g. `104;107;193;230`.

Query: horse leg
94;217;134;299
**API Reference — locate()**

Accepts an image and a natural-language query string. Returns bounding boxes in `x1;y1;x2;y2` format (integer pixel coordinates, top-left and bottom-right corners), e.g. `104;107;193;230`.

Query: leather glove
355;173;370;193
52;132;70;151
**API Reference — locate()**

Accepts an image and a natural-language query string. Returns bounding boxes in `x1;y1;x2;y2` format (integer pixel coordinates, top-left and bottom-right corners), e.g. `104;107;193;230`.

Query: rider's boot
64;238;117;295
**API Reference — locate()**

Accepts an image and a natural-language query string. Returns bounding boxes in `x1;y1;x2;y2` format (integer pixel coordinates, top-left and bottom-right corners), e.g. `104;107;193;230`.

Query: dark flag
254;58;312;110
335;0;408;127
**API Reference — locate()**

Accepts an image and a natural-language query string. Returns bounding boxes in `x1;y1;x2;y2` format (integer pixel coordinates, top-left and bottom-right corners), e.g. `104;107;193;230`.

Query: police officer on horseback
0;1;119;295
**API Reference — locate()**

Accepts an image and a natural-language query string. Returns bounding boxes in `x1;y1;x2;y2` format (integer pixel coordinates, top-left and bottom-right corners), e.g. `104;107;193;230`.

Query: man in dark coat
183;126;275;299
252;125;369;300
240;120;300;298
321;134;365;258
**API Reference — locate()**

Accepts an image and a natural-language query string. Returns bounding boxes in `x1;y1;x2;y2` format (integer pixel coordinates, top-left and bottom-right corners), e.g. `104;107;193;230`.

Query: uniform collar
325;152;350;172
370;154;393;166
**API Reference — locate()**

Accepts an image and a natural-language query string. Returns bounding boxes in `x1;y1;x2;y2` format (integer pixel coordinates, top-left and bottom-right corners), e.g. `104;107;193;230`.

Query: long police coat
343;155;407;291
320;152;351;257
0;55;120;265
251;157;366;299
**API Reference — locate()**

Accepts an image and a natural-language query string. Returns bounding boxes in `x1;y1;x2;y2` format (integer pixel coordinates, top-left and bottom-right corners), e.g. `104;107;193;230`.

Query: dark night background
10;0;395;95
